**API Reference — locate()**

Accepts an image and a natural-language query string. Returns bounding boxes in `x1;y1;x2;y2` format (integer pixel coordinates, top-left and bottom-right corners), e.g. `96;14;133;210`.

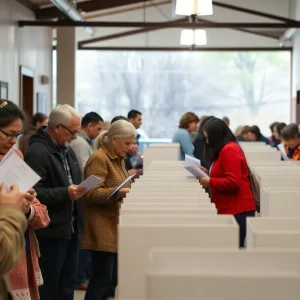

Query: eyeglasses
0;128;23;140
60;124;80;136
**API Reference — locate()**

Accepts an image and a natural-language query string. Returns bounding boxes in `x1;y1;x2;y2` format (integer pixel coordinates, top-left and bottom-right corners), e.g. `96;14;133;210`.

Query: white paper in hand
107;174;135;200
0;149;41;192
184;154;207;178
185;154;201;167
78;175;104;192
278;143;290;161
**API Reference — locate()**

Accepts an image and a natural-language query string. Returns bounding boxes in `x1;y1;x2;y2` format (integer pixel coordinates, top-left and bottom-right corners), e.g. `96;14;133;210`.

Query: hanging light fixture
180;29;207;46
175;0;213;16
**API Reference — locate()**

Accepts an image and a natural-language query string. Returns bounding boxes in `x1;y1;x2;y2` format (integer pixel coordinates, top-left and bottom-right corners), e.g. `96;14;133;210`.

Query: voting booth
146;248;300;300
118;215;239;299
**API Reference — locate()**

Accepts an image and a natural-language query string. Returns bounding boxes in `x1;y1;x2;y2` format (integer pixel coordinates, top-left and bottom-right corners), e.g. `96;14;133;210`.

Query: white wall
0;0;52;110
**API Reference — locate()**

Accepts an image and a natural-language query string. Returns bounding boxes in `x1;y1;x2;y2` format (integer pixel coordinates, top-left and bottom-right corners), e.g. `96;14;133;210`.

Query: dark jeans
234;210;256;248
84;251;118;300
38;232;80;300
77;249;92;284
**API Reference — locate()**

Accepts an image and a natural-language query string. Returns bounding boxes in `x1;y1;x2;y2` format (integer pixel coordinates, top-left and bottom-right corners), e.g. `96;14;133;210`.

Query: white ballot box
146;248;300;300
118;215;239;299
143;145;180;170
247;217;300;249
261;187;300;217
121;202;215;210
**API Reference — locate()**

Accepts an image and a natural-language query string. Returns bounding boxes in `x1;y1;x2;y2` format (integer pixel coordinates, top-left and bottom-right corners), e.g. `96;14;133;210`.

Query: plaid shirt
48;135;73;185
46;130;76;227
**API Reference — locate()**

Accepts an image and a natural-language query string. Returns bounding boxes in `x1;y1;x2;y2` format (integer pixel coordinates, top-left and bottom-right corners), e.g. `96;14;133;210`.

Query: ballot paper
183;154;208;178
0;149;41;192
78;175;104;192
278;143;290;161
107;174;135;200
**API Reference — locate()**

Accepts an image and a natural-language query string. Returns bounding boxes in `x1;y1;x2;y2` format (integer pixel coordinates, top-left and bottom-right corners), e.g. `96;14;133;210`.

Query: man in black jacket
24;104;86;300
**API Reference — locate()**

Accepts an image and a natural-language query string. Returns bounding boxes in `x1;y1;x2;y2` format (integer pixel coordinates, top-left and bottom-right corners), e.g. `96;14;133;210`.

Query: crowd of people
1;99;299;300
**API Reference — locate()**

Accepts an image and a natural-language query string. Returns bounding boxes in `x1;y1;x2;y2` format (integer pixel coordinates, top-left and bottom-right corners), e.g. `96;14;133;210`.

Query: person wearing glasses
0;99;50;300
24;104;87;300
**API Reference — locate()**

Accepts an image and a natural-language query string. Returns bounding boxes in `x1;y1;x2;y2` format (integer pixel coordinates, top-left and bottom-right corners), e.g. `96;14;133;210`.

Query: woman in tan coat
82;120;136;300
0;184;27;300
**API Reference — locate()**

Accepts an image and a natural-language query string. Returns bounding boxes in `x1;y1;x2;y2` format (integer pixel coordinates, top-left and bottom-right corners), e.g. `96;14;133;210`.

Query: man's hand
68;185;87;201
0;184;27;210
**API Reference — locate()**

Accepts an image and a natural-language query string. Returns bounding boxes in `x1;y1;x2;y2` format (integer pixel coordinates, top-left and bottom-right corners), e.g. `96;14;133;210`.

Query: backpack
248;167;260;212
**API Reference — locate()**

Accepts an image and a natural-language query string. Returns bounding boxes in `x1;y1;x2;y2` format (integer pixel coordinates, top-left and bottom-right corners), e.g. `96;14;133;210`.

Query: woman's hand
198;176;210;188
118;188;130;198
23;188;37;214
200;166;208;175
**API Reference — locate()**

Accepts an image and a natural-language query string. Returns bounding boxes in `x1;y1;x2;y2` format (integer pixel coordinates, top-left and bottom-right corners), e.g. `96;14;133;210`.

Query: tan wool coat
0;204;27;300
81;143;131;253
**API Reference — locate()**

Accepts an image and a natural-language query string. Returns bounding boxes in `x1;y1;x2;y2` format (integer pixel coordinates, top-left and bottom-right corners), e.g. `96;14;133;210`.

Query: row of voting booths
117;142;300;300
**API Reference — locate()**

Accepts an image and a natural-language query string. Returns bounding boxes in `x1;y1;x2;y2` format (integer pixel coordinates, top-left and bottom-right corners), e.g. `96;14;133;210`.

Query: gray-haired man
25;104;86;300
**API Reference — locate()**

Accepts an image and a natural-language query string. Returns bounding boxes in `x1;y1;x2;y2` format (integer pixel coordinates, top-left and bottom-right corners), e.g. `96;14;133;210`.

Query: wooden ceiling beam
36;0;152;19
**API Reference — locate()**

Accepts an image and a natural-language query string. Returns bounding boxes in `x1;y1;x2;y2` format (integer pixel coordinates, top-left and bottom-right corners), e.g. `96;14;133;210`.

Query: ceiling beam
77;46;292;51
84;0;171;19
36;0;152;19
18;20;300;28
16;0;38;12
78;18;188;47
78;17;279;47
212;1;297;24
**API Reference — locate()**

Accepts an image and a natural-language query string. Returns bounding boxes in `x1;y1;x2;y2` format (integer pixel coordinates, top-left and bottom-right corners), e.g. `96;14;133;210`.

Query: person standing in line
24;105;86;300
22;113;48;154
82;120;136;300
198;118;256;248
128;110;142;145
70;112;104;290
0;99;50;300
172;112;199;161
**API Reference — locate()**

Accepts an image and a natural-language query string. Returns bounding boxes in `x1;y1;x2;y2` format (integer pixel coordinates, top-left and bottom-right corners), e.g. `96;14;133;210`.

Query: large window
76;50;291;138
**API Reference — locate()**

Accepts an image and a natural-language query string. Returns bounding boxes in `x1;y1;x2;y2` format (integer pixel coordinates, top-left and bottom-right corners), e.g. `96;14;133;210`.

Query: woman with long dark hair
198;117;256;247
193;116;214;169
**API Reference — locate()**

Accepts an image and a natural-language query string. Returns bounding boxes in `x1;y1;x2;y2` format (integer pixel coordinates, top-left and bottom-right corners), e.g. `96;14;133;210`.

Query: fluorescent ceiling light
175;0;213;16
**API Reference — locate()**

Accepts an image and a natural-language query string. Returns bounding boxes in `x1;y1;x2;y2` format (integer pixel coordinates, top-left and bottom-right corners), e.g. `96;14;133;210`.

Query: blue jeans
77;249;92;284
38;232;79;300
84;251;118;300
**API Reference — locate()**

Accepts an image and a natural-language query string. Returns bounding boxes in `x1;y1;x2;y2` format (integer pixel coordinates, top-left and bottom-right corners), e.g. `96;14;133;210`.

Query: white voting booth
247;217;300;248
261;187;300;217
146;248;300;300
143;144;180;171
118;215;239;299
116;140;300;300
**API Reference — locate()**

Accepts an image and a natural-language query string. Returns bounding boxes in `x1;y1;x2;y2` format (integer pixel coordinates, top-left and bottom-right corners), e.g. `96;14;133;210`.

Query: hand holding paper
79;175;104;191
278;143;290;161
107;174;135;200
183;155;208;178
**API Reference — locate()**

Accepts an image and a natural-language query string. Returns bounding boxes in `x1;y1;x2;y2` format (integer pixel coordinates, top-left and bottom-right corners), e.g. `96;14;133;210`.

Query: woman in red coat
198;117;256;247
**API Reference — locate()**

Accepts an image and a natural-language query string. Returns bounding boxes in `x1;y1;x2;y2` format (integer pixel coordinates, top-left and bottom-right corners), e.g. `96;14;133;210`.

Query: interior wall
0;0;52;112
292;0;300;122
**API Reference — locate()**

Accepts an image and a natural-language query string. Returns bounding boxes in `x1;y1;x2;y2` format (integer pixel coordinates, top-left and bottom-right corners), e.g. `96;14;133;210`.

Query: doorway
20;66;35;120
19;66;35;152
